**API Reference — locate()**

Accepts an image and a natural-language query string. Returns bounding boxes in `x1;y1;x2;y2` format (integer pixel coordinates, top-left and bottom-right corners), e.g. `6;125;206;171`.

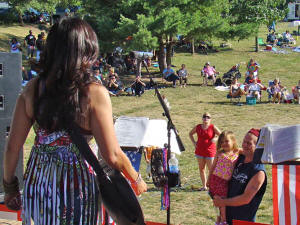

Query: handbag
67;122;145;225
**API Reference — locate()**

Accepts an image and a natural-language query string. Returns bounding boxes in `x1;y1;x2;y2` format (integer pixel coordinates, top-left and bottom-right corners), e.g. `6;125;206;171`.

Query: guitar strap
66;121;107;178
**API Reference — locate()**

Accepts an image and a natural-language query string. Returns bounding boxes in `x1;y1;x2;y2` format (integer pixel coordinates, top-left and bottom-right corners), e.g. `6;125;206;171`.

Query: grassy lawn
1;22;300;224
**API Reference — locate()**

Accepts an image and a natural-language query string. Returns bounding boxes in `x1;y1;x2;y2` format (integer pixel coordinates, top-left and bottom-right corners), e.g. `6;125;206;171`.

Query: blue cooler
246;96;256;105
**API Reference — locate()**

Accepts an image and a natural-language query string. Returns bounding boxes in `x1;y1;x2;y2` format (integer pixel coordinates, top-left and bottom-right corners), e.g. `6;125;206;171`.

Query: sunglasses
203;116;211;119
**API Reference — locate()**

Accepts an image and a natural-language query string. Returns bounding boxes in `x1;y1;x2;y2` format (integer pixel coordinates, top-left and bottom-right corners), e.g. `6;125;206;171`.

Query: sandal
199;187;208;191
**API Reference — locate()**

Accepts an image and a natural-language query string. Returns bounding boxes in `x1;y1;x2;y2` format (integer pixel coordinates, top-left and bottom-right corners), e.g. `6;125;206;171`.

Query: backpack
214;78;222;86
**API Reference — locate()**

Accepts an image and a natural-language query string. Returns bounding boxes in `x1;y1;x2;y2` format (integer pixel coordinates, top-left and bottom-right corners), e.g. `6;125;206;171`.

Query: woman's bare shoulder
21;77;38;99
85;82;108;94
84;82;110;103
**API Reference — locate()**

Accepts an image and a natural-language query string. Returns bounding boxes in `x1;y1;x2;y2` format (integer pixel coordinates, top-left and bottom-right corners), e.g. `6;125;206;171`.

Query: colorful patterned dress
22;123;99;225
208;151;239;197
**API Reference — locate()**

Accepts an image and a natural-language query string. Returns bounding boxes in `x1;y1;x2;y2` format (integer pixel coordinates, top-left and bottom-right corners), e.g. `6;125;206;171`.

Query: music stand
142;60;185;225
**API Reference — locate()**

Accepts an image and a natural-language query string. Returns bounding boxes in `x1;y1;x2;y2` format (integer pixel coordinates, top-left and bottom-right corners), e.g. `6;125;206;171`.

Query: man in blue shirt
213;128;267;225
163;65;179;87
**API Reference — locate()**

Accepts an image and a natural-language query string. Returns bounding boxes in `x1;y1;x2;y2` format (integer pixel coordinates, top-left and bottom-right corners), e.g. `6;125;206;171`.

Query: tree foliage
218;0;287;40
84;0;287;69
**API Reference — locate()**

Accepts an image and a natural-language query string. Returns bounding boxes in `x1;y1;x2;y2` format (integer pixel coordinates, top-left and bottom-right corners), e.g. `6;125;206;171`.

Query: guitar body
97;158;145;225
68;125;145;225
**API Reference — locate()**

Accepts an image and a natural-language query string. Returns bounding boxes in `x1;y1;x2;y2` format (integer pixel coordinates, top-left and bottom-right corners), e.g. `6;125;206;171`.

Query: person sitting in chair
270;78;284;104
267;32;278;46
292;80;300;104
228;78;246;98
202;62;218;86
244;72;254;85
246;78;264;100
163;64;179;88
283;30;296;45
177;64;188;88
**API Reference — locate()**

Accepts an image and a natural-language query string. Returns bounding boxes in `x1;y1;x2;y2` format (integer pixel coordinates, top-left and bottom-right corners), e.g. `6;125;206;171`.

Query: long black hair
34;17;99;132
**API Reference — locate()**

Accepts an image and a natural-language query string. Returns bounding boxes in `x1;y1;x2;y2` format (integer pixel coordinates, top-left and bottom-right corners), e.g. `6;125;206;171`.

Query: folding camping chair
258;38;266;46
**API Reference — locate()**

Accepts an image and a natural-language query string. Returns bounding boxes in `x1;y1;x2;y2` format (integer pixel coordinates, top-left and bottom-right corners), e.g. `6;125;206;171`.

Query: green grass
1;22;300;225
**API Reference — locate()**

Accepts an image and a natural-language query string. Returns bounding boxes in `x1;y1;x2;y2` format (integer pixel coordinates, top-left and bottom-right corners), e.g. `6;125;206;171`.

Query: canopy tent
289;20;300;36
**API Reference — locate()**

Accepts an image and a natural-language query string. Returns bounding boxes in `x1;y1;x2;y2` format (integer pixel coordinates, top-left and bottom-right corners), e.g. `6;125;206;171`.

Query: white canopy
289;20;300;27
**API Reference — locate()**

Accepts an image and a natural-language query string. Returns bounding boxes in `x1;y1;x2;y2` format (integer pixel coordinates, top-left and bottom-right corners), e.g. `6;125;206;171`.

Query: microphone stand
142;60;185;225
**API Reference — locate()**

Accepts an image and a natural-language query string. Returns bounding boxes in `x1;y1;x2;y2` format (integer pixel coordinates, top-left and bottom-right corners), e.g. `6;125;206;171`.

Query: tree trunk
255;36;258;52
191;38;195;55
152;49;157;61
50;13;53;26
18;12;24;26
158;37;167;73
136;59;142;77
166;42;173;66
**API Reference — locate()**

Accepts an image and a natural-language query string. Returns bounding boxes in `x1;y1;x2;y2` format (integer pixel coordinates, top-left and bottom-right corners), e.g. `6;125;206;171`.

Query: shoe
199;187;208;191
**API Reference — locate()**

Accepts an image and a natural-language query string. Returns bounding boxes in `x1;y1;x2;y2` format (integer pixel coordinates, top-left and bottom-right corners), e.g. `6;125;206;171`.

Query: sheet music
261;124;300;163
114;117;181;154
114;116;149;148
142;119;181;154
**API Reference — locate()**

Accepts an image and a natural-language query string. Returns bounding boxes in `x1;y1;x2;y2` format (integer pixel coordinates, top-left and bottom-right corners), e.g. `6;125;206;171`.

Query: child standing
144;146;157;179
207;131;240;225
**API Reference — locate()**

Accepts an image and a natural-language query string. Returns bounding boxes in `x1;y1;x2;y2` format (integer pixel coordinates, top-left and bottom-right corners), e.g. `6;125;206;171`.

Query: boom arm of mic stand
142;59;185;152
154;87;185;152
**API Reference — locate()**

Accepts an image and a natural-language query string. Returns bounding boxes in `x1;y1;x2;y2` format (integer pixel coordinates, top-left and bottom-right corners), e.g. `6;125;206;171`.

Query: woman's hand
206;179;210;189
194;141;197;148
4;192;22;211
213;195;225;207
3;176;22;211
131;176;147;196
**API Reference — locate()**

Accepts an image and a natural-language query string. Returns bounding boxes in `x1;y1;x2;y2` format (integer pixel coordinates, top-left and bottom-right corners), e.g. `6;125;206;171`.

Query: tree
184;0;229;54
6;0;31;25
85;0;219;72
84;0;287;71
222;0;287;51
30;0;82;25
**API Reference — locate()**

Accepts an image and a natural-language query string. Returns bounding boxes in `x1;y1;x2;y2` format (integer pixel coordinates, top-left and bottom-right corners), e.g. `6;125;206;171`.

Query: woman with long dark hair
3;17;147;224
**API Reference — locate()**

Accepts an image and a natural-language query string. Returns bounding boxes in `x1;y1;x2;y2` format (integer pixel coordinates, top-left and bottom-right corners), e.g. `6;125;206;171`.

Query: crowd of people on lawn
227;58;300;104
266;30;297;47
10;31;300;103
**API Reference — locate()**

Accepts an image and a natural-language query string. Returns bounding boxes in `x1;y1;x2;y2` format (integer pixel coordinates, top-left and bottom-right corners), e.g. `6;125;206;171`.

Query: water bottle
168;153;179;173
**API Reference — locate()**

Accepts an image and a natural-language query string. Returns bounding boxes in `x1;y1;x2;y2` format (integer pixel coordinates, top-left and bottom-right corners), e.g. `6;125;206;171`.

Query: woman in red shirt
189;112;221;191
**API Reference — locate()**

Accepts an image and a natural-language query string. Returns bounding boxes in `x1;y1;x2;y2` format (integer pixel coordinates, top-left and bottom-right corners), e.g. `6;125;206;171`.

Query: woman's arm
4;79;35;183
213;171;265;207
229;85;233;95
258;83;265;89
189;126;197;148
89;84;147;195
213;125;221;136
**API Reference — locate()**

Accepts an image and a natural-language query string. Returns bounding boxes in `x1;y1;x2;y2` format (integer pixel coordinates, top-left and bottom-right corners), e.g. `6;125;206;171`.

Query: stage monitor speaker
0;52;23;193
